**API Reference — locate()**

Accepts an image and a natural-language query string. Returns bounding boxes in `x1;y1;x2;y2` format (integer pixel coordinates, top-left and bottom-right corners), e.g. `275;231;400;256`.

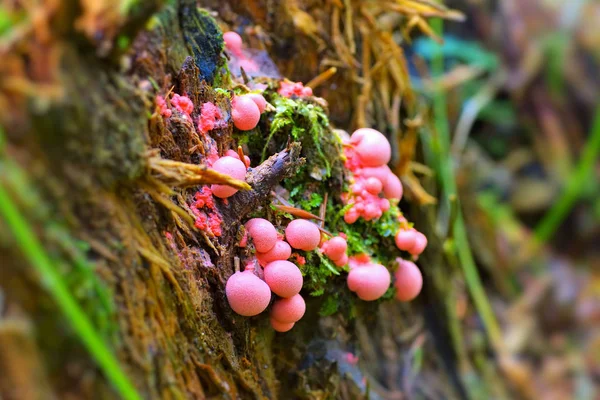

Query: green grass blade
534;104;600;242
429;18;502;349
0;174;141;400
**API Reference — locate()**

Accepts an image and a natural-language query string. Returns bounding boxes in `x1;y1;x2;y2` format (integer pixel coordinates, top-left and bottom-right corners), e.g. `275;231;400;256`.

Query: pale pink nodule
322;236;347;261
270;318;295;332
394;259;423;302
271;294;306;323
409;231;428;256
232;95;261;131
257;240;292;266
383;172;403;200
245;218;278;253
347;263;391;301
285;219;321;251
264;260;303;298
210;156;247;198
247;93;267;113
350;128;391;167
395;229;417;251
226;270;271;316
223;31;243;56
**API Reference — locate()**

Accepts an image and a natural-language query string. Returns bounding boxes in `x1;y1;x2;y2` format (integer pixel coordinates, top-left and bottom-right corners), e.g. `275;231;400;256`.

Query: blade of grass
429;18;502;350
534;104;600;243
0;131;141;400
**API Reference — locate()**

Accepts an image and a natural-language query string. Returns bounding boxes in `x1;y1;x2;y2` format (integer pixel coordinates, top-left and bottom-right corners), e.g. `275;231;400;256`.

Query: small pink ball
322;236;347;261
383;172;403;200
363;202;382;221
245;218;278;253
347;263;391;301
271;294;306;323
211;156;247;198
379;198;390;212
226;270;271;316
408;231;428;256
333;253;349;267
395;229;417;251
257;240;292;266
223;31;243;56
359;166;390;183
285;219;321;251
350;128;391;167
232;95;261;131
365;177;383;194
344;209;359;224
270;318;295;332
264;260;303;298
394;259;423;301
247;93;266;113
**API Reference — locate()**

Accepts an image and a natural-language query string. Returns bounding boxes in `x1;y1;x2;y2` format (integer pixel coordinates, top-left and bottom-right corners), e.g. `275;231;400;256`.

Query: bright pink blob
350;128;391;167
247;93;266;113
223;31;243;56
285;219;321;251
333;253;349;267
365;177;383;194
347;263;391;301
394;259;423;302
226;270;271;316
245;218;278;253
321;236;347;261
210;156;247;198
383;172;403;200
408;231;428;256
271;294;306;323
270;318;295;332
232;95;261;131
395;229;417;251
257;240;292;266
264;260;303;298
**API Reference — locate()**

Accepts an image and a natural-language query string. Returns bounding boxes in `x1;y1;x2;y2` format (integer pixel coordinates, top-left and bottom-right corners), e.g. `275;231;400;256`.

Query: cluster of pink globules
223;31;260;75
226;218;324;332
278;80;313;98
342;128;403;223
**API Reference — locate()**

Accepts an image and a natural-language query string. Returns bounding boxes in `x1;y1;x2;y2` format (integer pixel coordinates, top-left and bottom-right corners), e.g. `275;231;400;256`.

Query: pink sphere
394;259;423;301
409;231;428;256
264;260;303;298
271;294;306;323
383;172;403;200
223;31;243;56
285;219;321;251
257;240;292;266
333;253;349;267
358;166;390;182
247;93;266;113
365;177;383;194
344;208;359;224
322;236;347;261
395;229;417;251
211;156;247;198
350;128;391;167
232;95;261;131
379;198;390;212
363;202;382;221
226;270;271;316
347;263;391;301
270;318;295;332
245;218;278;253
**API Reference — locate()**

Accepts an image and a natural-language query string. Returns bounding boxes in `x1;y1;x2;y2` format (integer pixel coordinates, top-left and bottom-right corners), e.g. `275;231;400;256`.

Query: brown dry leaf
273;205;323;221
147;152;251;191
